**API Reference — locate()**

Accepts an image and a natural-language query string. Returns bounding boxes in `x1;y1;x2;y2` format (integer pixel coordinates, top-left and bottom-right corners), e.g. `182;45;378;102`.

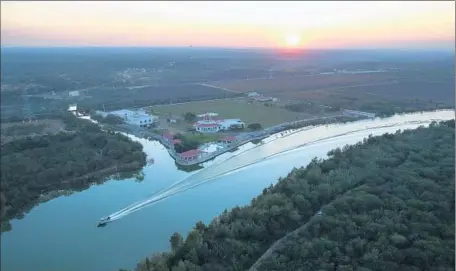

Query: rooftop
253;96;272;102
197;112;219;118
68;105;77;111
179;149;202;158
194;122;220;128
173;139;182;145
219;119;244;126
162;130;173;139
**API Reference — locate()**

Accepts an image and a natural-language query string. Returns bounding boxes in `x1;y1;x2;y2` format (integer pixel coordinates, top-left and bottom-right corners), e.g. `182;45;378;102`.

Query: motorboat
97;216;111;227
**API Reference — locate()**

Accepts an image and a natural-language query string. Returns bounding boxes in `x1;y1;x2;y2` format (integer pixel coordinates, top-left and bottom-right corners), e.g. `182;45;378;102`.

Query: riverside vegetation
1;114;147;233
127;120;454;271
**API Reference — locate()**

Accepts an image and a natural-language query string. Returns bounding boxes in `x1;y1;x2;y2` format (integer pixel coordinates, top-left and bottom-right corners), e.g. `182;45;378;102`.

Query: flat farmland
273;81;453;117
84;83;237;111
209;72;402;94
344;80;455;103
152;98;311;127
273;80;454;104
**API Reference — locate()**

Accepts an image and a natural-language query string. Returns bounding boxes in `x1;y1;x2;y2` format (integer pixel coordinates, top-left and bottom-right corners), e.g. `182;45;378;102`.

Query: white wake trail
103;118;448;222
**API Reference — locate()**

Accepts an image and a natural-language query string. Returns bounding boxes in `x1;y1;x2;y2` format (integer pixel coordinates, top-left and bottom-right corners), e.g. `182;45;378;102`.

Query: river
1;110;454;271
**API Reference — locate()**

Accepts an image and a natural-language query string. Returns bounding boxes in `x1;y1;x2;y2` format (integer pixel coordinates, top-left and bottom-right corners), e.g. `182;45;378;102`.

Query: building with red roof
162;130;173;140
173;139;182;145
194;122;221;133
162;130;182;146
179;149;202;161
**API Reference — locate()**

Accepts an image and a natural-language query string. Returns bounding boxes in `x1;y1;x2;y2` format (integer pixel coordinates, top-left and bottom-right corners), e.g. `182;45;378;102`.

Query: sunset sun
285;34;301;47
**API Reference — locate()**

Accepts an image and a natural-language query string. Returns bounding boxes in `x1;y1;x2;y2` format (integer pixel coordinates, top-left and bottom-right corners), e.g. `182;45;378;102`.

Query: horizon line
1;45;454;52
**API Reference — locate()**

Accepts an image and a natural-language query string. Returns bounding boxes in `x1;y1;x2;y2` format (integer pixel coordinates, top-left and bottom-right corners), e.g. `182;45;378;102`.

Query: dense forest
0;114;147;232
128;120;454;271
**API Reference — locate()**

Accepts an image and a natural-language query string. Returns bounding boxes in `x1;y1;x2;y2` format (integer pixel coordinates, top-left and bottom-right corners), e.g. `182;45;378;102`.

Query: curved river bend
1;110;454;271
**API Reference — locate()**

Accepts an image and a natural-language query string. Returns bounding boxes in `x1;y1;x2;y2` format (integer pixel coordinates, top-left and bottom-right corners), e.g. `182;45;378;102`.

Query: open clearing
151;98;316;127
209;72;401;94
1;119;67;144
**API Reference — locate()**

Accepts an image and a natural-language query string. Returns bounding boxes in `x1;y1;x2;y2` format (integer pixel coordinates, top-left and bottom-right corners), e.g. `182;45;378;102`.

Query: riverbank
133;119;455;271
115;113;363;166
1;110;454;271
0;115;147;233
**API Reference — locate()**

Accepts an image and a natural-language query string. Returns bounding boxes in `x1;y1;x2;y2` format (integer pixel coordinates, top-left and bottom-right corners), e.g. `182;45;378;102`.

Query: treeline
0;114;146;232
284;98;452;119
173;134;200;154
173;133;219;154
356;99;452;117
128;120;454;271
285;101;340;114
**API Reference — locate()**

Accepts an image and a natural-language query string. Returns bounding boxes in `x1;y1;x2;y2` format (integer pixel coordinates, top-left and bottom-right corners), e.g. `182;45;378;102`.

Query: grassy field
152;98;310;127
181;133;221;143
209;72;401;94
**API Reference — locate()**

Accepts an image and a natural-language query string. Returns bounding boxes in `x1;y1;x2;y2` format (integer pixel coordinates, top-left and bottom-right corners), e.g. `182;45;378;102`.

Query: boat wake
100;118;449;223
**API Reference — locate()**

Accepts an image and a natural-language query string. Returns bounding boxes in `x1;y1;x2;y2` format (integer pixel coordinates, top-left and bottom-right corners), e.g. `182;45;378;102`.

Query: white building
247;92;260;97
69;91;80;97
68;104;77;112
193;118;245;133
194;121;221;133
98;109;158;128
252;96;273;102
219;119;245;130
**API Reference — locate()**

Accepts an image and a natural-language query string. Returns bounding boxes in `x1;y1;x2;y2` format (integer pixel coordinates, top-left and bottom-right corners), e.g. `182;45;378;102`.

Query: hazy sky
1;1;454;49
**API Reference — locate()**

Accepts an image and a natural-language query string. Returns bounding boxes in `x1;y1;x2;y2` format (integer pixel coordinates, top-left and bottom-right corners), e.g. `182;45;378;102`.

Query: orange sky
1;1;454;49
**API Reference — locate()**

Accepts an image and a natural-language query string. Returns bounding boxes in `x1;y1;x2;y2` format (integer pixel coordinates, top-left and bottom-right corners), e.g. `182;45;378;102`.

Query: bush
248;123;262;130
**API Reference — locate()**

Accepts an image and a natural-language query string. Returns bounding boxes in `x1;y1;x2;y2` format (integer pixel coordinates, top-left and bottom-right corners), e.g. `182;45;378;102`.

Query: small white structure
69;91;80;97
219;119;245;130
197;112;219;118
247;92;260;97
252;96;273;102
98;109;158;128
68;104;77;112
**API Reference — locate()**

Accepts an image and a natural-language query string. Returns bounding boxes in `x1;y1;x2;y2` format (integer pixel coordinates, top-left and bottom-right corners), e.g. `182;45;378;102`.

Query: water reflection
107;110;455;221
